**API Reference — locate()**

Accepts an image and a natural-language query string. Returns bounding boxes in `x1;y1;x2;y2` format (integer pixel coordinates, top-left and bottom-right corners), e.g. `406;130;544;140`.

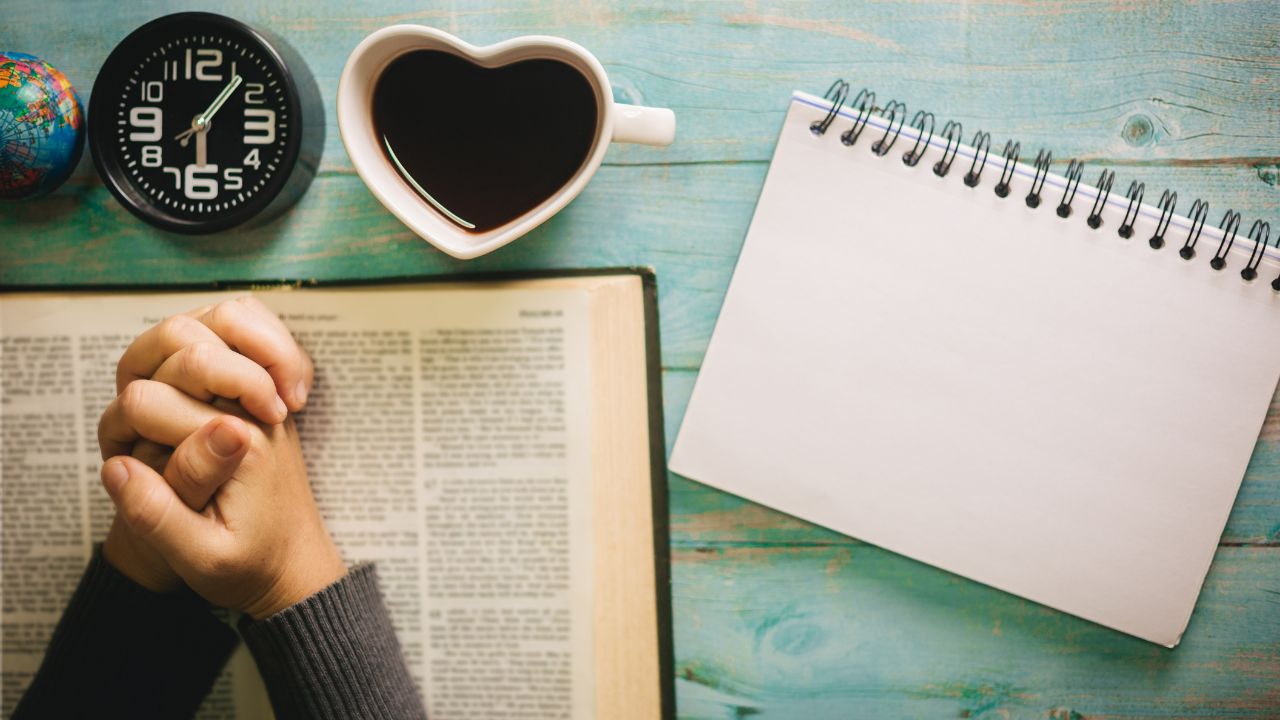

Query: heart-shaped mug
338;26;676;259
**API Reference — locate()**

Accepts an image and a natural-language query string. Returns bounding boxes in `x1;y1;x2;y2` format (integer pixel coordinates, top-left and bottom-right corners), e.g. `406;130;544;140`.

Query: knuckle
173;445;206;487
179;342;214;379
113;358;132;387
157;315;197;349
239;295;275;319
96;408;113;446
252;363;279;394
125;481;172;538
210;300;241;327
118;380;153;419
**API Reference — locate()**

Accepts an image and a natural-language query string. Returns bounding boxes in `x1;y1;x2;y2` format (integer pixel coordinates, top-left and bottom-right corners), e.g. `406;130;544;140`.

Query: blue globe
0;52;85;200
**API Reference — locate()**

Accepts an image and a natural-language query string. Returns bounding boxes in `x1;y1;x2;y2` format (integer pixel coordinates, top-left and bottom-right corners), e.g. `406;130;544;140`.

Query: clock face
90;13;320;233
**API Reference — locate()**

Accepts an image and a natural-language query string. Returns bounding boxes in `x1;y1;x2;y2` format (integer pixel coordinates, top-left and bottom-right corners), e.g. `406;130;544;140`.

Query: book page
262;286;595;720
671;93;1280;647
1;284;595;719
0;290;255;718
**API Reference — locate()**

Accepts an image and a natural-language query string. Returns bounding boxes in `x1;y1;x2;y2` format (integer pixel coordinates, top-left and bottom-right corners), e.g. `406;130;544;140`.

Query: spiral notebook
670;84;1280;647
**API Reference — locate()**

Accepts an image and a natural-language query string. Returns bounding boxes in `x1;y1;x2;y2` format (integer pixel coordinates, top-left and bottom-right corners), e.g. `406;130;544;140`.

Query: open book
0;270;673;719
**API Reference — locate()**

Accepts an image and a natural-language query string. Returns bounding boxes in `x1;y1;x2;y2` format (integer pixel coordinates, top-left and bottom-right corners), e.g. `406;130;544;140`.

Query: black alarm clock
89;12;323;234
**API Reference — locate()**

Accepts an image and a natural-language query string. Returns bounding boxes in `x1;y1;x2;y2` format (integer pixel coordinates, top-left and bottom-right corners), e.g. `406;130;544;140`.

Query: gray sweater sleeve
16;552;425;720
238;564;428;720
13;547;239;719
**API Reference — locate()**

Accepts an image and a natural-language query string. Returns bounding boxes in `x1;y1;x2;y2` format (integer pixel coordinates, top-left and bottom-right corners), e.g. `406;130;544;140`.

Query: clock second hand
175;74;243;147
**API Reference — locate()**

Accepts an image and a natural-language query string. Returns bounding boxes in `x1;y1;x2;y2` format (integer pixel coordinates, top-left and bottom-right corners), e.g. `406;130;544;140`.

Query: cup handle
612;103;676;146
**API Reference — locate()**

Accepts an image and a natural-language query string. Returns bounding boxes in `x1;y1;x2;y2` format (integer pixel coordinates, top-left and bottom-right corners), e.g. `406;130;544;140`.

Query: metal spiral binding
814;81;1278;290
1056;159;1084;218
1118;181;1144;238
994;141;1020;198
810;80;850;135
1178;199;1210;260
840;89;876;146
871;101;907;156
903;111;935;167
1149;190;1177;249
1242;220;1271;281
963;132;991;187
1087;169;1115;229
1210;210;1243;271
1025;150;1052;207
933;121;962;177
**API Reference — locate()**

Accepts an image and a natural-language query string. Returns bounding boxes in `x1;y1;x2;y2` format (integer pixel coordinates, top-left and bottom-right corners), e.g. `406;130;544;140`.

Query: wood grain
3;0;1279;716
671;544;1280;718
6;165;1277;369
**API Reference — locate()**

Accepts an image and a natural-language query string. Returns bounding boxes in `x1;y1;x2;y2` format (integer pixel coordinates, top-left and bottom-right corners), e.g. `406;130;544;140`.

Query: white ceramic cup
337;25;676;259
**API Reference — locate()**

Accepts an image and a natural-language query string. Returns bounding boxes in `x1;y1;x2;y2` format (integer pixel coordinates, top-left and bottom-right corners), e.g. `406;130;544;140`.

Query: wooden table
5;1;1279;716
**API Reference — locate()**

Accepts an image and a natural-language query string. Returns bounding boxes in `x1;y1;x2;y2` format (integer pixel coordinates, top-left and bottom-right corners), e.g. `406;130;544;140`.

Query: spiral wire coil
1087;169;1115;229
995;141;1020;198
1118;181;1144;239
1179;200;1210;260
807;80;1279;287
933;121;963;178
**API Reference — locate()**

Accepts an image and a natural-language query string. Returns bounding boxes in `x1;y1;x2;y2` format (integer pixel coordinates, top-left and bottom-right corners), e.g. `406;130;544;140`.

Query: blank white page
670;92;1280;647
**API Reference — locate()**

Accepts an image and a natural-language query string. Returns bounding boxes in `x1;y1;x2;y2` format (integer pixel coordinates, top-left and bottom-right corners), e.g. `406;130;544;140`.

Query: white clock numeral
224;167;243;191
140;81;163;103
244;83;266;105
128;106;163;142
243;148;261;169
140;145;162;167
163;167;182;190
195;48;223;81
243;108;276;145
184;164;220;200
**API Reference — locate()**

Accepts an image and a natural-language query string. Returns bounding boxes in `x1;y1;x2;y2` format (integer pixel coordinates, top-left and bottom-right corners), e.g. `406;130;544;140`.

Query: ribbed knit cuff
13;546;239;719
238;565;426;720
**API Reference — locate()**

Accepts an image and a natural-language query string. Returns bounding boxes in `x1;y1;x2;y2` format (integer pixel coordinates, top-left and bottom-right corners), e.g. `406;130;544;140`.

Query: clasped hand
99;297;345;619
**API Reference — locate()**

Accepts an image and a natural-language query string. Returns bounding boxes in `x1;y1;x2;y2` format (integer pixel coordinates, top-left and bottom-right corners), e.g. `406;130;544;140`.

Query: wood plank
5;0;1280;714
669;542;1280;718
10;0;1279;168
5;164;1278;369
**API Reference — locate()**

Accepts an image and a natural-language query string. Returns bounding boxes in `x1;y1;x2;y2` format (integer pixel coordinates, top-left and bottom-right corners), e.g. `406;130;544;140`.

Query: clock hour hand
174;74;243;146
195;123;209;166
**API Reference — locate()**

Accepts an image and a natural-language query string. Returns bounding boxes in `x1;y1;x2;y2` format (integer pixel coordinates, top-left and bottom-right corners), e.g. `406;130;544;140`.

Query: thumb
166;415;250;510
102;456;209;560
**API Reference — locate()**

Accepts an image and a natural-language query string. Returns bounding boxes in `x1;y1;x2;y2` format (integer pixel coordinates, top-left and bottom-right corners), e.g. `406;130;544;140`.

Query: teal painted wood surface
4;1;1280;717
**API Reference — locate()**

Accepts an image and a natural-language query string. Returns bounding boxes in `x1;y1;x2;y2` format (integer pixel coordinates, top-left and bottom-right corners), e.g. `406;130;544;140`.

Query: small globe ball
0;52;85;200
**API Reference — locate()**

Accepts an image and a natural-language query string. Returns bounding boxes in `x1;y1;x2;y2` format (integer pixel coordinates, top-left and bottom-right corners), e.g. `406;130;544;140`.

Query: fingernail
293;379;309;406
209;420;246;458
273;395;288;421
103;460;129;495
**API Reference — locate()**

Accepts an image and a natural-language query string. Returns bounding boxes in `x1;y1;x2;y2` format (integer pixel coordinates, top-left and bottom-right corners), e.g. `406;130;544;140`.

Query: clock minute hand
174;74;243;145
197;73;243;127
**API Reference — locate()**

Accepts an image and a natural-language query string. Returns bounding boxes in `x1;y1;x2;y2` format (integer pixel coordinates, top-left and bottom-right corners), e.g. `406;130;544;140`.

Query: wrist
243;542;347;620
102;518;182;593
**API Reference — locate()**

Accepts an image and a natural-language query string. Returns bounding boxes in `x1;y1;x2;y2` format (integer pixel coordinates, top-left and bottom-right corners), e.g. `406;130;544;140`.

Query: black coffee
373;50;599;233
